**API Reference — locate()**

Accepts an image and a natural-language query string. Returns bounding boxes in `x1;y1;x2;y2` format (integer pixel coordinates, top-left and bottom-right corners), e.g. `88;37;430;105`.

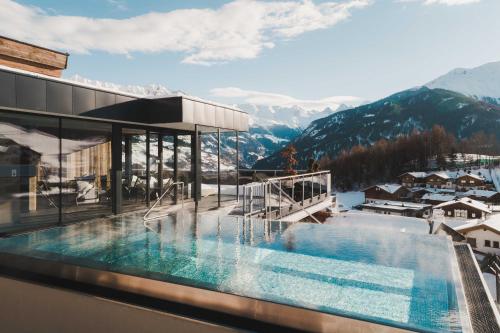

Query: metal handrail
264;170;330;182
143;181;184;222
267;180;321;224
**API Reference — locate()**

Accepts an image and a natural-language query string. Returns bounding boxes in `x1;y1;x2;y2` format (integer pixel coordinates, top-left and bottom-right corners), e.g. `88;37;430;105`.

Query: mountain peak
426;61;500;100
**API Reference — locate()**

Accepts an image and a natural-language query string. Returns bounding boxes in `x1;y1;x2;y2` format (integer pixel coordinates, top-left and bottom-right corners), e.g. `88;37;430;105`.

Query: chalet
455;215;500;255
435;197;492;220
362;184;410;202
463;190;500;205
399;172;427;187
421;193;456;206
456;173;486;191
425;172;454;189
359;200;432;218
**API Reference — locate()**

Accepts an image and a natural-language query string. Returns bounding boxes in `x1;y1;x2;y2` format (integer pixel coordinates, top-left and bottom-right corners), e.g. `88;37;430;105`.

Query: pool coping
0;251;414;333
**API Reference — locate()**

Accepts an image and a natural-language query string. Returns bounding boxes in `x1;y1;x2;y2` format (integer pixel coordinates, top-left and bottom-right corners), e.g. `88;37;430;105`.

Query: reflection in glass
200;129;219;209
61;119;112;223
220;131;238;202
122;128;147;210
177;135;193;199
0;112;59;233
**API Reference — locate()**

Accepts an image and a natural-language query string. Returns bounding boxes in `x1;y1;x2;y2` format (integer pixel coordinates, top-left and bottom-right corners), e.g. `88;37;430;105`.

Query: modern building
0;36;249;235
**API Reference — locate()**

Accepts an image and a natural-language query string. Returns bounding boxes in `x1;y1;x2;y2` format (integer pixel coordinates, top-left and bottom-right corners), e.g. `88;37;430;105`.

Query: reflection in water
0;214;465;332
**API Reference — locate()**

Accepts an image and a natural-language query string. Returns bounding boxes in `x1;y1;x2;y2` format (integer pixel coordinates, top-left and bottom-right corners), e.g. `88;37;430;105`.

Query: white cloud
397;0;480;5
210;87;364;110
0;0;370;65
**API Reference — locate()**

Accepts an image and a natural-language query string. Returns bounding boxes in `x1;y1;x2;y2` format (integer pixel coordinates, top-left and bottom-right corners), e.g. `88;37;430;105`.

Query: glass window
220;130;238;203
61;119;112;223
177;134;193;200
0;112;59;233
122;128;147;210
494;241;499;249
485;240;491;247
199;128;219;210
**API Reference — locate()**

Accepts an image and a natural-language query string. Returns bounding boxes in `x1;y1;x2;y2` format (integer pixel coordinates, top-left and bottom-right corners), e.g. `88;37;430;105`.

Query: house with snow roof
398;172;427;187
462;190;500;205
456;173;487;191
425;172;454;189
421;193;457;205
435;197;492;220
455;214;500;255
362;184;411;202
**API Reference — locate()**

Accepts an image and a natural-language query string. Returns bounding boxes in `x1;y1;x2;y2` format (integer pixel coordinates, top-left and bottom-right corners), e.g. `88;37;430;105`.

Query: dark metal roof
454;244;500;333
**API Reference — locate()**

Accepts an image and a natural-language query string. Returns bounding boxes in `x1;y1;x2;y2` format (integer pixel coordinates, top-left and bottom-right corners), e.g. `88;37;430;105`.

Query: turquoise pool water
0;212;468;332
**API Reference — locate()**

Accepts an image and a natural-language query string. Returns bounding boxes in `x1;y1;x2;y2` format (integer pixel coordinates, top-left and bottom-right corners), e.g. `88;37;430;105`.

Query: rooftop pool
0;212;470;332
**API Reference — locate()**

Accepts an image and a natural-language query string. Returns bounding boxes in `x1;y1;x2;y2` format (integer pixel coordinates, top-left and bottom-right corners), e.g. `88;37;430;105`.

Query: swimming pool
0;212;470;332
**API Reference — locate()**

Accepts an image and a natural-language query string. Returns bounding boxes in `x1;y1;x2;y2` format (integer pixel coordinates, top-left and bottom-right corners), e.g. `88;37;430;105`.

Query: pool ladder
143;181;184;222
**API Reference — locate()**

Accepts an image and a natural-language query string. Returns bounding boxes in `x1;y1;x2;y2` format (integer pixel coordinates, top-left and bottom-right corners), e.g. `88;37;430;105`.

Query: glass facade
0;110;239;234
220;130;238;202
177;134;193;200
0;112;59;234
61;119;112;223
122;128;148;211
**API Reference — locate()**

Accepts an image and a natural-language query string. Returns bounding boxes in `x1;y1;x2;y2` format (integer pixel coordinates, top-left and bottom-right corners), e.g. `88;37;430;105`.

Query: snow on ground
491;167;500;192
334;191;365;211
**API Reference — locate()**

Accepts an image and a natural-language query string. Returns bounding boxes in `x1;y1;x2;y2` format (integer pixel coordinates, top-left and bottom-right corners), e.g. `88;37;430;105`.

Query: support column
174;135;179;202
158;134;163;202
217;129;221;207
236;131;240;201
111;124;122;215
58;118;62;225
146;131;150;207
194;127;201;211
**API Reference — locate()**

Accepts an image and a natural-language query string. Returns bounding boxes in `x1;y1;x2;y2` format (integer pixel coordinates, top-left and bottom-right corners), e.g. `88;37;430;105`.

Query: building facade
456;174;486;191
363;184;410;201
0;38;249;235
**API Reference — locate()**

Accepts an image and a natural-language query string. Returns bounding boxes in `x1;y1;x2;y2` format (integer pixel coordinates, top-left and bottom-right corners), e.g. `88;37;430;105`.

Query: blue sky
1;0;500;108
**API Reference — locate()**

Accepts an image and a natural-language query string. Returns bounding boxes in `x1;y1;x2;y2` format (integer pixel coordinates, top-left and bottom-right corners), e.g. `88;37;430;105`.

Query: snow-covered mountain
426;61;500;105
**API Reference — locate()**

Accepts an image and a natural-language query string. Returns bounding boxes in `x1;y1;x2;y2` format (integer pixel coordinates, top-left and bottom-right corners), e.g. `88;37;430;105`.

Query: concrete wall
0;276;242;333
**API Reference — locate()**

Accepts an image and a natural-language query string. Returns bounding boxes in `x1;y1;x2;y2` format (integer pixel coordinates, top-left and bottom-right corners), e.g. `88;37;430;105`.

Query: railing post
242;185;246;215
279;180;282;218
302;177;305;206
311;175;314;201
250;186;253;215
292;178;295;203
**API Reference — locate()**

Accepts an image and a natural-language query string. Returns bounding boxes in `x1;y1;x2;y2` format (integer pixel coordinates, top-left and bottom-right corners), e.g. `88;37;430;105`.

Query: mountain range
255;61;500;169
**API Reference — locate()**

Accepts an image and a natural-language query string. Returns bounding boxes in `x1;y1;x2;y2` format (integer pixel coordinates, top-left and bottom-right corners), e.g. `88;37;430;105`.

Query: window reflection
220;130;238;202
177;135;193;199
122;128;147;210
61;119;112;223
0;112;59;233
200;129;219;209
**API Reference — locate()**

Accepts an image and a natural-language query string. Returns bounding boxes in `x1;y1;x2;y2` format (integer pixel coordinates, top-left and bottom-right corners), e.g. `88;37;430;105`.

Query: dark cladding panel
16;75;46;111
47;81;72;114
0;71;15;108
73;86;96;115
96;91;116;109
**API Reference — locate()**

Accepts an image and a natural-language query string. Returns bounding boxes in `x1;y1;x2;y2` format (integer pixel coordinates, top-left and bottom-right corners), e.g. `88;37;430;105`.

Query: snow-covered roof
435;197;492;213
375;184;404;194
401;172;428;178
455;214;500;233
463;190;499;199
422;193;456;202
362;200;431;211
427;171;451;180
457;173;485;181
